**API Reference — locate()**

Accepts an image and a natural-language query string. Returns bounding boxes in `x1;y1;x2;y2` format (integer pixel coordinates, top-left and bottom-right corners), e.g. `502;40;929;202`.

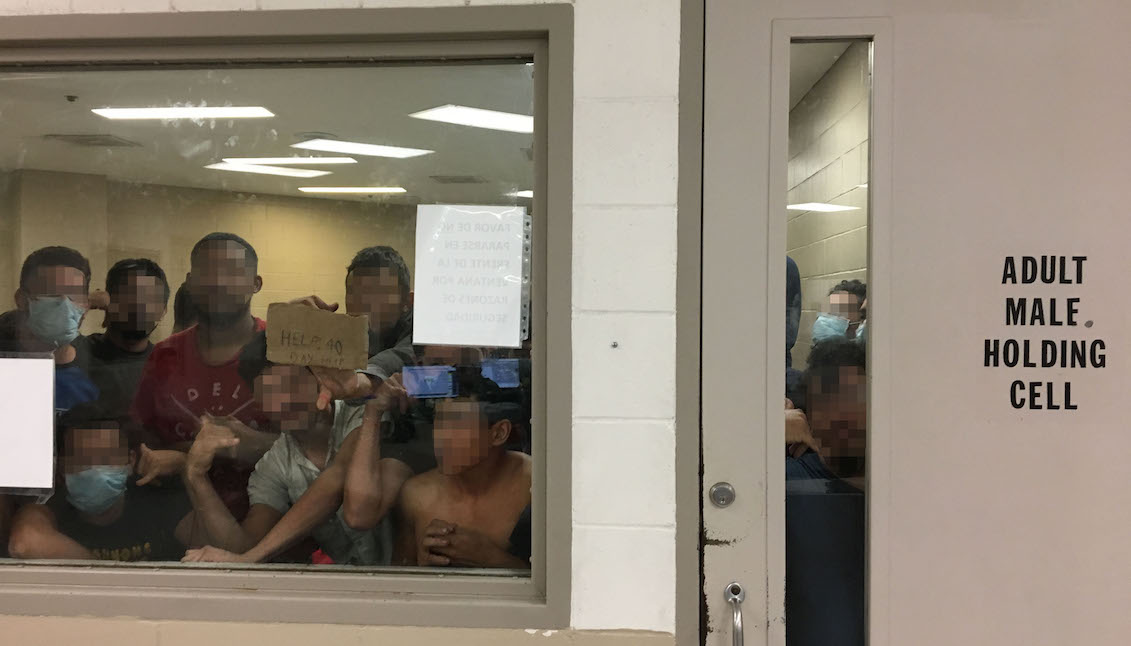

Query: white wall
0;0;682;639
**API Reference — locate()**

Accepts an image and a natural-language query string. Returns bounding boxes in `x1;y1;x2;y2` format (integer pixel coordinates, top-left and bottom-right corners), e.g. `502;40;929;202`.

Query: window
0;7;572;628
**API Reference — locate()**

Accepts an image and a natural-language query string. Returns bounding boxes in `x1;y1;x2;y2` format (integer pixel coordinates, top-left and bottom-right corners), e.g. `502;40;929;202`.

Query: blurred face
828;291;862;322
188;241;258;327
106;273;167;341
346;267;403;336
433;399;493;476
62;425;129;475
20;265;89;308
807;366;867;476
255;364;319;433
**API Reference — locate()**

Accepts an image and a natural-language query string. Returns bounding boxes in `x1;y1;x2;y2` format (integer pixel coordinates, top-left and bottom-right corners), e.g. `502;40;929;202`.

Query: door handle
724;582;745;646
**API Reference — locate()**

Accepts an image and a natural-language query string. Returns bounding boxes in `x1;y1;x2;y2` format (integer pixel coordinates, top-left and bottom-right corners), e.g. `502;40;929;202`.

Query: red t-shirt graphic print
131;320;270;519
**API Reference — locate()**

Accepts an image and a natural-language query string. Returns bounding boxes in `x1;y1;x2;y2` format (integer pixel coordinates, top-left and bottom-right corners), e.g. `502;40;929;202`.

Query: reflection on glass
0;62;535;574
784;40;871;646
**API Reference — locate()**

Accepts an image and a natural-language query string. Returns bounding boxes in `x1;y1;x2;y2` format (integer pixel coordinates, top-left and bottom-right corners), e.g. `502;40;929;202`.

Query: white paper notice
414;204;527;348
0;358;56;490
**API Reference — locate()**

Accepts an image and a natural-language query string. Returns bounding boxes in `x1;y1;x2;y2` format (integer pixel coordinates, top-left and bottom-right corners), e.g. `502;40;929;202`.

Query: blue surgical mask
27;296;85;348
65;465;128;515
855;320;867;344
812;313;850;342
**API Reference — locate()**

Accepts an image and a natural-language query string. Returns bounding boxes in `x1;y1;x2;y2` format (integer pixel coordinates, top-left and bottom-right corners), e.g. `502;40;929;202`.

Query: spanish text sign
266;302;369;370
413;204;526;348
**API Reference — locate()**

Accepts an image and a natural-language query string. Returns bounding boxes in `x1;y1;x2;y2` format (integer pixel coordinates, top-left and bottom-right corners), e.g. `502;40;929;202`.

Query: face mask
27;296;85;347
855;320;867;344
65;465;129;515
812;313;850;342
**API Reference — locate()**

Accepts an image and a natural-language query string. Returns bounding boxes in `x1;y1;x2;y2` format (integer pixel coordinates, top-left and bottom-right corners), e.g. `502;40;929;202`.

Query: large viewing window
0;6;572;628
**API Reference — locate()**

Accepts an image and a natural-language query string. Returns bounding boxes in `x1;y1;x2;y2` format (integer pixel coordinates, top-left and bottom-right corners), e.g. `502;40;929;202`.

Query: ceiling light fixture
297;186;407;194
786;203;860;212
507;190;534;198
92;106;274;120
409;104;534;134
205;162;330;178
292;138;432;159
222;157;356;165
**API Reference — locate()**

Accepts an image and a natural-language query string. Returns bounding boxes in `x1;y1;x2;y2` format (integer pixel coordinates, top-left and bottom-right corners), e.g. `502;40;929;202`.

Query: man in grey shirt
180;332;392;565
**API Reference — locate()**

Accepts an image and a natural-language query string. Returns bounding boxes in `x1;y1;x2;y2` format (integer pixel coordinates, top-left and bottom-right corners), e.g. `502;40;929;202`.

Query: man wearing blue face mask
810;279;867;344
0;246;99;414
7;406;190;561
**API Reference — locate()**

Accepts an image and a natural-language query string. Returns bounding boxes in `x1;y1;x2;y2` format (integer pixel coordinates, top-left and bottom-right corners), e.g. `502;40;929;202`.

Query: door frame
698;6;894;645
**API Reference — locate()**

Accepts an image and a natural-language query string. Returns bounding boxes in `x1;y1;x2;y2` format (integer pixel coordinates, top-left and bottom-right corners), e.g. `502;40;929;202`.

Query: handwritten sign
413;204;526;348
266;303;369;370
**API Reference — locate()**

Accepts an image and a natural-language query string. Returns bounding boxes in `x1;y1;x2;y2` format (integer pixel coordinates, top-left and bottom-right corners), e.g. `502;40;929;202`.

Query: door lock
709;482;736;507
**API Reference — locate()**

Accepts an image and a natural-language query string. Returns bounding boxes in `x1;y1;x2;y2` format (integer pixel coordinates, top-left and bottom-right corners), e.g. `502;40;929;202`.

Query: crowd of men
0;234;531;568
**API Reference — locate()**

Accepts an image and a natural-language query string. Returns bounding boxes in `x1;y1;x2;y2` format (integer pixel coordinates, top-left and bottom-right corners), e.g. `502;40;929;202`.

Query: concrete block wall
0;0;683;639
787;41;870;368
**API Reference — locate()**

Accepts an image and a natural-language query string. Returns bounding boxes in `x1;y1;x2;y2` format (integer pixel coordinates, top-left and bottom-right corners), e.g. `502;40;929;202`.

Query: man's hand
288;295;339;312
371;373;408;415
421;519;512;568
181;545;252;563
311;367;373;411
785;398;819;458
185;421;240;480
135;444;187;486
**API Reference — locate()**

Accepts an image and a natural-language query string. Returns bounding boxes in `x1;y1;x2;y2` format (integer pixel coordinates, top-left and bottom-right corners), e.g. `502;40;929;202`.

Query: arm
343;378;409;529
189;430;364;564
7;504;94;560
182;422;276;552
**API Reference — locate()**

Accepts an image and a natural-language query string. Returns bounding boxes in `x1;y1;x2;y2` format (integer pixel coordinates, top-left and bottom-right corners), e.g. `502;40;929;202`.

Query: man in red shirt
130;233;276;520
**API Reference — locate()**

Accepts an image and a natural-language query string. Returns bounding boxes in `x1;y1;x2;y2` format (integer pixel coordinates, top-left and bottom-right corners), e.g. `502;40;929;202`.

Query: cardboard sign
266;302;369;370
413;204;526;348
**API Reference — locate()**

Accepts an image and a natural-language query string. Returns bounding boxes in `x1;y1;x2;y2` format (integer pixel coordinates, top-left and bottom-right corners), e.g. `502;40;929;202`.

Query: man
811;279;867;343
785;336;866;484
181;333;401;565
130;233;274;520
74;258;170;421
0;246;98;413
293;246;415;411
7;406;189;562
784;337;866;646
393;368;531;569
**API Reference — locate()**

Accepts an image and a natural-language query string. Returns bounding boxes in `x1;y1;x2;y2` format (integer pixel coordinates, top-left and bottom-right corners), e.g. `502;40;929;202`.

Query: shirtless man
393;369;530;569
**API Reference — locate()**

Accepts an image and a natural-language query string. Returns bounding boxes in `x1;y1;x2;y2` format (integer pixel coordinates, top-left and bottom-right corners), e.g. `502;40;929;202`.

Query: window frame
0;5;573;629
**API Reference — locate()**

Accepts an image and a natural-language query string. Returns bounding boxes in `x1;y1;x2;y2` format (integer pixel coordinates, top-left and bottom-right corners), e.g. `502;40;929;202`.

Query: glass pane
0;60;536;575
785;40;871;645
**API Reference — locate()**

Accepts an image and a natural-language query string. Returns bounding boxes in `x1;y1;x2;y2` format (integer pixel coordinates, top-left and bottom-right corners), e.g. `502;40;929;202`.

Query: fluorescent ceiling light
786;203;860;212
409;104;534;134
508;190;534;199
297;186;406;194
222;157;356;165
205;162;330;178
93;106;274;120
292;138;432;159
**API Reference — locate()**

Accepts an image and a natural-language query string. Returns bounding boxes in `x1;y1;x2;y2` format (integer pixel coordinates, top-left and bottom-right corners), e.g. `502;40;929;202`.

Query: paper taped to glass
413;204;527;348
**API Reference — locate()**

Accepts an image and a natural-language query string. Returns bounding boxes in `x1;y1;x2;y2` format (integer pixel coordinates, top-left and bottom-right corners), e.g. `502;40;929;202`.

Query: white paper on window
413;204;527;348
0;357;56;491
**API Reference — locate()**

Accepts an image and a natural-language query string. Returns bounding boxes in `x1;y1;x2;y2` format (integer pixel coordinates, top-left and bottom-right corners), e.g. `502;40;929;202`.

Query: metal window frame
0;5;573;629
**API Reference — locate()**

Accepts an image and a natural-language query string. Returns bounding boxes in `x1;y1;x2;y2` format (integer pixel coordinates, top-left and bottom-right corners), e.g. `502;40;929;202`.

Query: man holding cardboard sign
289;246;415;410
